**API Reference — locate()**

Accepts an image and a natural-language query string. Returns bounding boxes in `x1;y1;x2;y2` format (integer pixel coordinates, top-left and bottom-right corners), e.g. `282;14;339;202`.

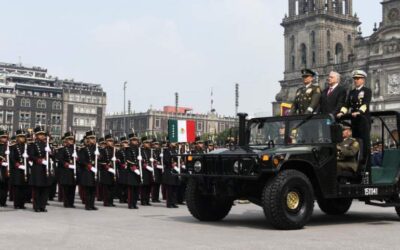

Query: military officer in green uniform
290;69;321;115
337;124;360;173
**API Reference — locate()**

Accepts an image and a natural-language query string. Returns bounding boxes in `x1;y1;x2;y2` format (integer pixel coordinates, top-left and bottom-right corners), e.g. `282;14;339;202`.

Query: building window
37;99;46;109
291;56;295;70
312;51;316;65
300;43;307;67
155;118;161;129
6;98;14;107
197;121;203;132
310;31;316;47
19;112;31;123
335;43;344;64
52;101;62;110
0;98;3;106
51;114;61;125
21;98;31;107
327;30;331;48
0;112;3;123
35;113;47;125
290;35;295;53
6;112;13;124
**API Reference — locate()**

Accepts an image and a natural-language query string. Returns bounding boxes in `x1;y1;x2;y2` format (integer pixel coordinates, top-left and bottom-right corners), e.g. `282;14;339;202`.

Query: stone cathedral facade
273;0;400;116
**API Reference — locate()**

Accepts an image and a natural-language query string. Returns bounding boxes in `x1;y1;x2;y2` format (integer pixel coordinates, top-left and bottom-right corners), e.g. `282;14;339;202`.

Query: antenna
175;92;179;113
235;83;239;116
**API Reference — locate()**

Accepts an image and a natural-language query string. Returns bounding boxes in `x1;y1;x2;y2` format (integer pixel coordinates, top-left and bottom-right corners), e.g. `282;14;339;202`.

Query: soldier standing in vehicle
337;70;372;164
337;124;360;172
290;69;321;115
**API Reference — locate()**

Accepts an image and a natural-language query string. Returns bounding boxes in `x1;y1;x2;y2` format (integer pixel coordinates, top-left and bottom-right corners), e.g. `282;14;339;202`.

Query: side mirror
330;124;343;144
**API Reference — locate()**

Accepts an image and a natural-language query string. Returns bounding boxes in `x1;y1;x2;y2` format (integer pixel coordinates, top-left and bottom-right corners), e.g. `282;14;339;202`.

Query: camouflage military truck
181;111;400;230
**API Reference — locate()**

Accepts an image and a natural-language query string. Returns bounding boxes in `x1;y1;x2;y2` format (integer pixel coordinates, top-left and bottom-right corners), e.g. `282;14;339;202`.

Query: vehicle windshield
248;117;334;146
249;120;286;146
288;118;333;144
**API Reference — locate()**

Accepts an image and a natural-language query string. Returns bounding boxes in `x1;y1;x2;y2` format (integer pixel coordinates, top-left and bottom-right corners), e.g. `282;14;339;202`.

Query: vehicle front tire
186;178;233;221
395;206;400;217
317;197;352;215
262;170;314;230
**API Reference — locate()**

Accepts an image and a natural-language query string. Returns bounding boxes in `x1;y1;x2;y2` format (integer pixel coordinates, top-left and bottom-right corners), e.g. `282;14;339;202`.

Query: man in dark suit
320;71;347;116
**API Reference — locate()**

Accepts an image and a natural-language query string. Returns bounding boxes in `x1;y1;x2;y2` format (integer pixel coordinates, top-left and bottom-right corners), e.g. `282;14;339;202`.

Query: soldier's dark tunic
10;143;29;208
151;147;163;202
0;143;9;206
116;148;128;203
162;147;180;207
290;84;321;115
340;86;372;164
78;145;97;210
140;147;154;205
28;140;52;211
125;145;141;208
57;145;76;208
98;146;116;206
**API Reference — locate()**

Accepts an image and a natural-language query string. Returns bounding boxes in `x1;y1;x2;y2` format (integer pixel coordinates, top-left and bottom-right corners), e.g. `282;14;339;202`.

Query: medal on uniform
358;91;364;99
306;88;312;94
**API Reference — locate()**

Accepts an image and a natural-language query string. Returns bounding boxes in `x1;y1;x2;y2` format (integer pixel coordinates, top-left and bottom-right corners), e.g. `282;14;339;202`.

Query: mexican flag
168;119;196;143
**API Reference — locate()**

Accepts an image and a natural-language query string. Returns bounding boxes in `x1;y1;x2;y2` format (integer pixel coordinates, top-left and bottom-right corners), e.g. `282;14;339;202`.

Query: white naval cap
352;70;367;78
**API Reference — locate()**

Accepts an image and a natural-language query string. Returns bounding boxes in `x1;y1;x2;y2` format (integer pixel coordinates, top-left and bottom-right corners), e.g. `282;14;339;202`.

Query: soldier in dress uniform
151;139;163;203
125;133;142;209
337;70;372;166
98;134;117;207
163;141;180;208
0;130;10;207
206;140;215;153
57;132;77;208
28;126;53;212
290;69;321;115
78;130;98;211
96;137;105;202
337;124;360;173
116;136;128;204
9;130;29;209
140;136;154;206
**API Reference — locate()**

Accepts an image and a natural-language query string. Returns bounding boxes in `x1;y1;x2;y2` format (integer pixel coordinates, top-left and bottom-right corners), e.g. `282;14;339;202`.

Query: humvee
181;111;400;230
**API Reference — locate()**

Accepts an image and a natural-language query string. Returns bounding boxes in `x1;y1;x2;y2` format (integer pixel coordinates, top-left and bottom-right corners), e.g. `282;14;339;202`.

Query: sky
0;0;382;117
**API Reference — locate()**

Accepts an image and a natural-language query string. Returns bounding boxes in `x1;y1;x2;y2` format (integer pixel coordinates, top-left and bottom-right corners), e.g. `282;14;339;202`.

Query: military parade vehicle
181;111;400;230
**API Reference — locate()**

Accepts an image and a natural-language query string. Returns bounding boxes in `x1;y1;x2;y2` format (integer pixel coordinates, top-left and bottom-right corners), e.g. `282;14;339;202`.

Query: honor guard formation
0;125;218;212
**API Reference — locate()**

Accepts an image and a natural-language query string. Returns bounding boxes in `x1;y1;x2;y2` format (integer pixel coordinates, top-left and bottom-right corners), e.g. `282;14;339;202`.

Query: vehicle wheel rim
286;191;301;211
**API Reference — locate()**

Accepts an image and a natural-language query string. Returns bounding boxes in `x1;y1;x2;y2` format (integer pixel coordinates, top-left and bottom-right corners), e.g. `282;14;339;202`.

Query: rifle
4;141;10;179
45;136;50;177
137;146;143;183
177;144;181;174
112;146;117;181
150;148;155;181
72;143;77;180
94;143;100;181
160;147;164;173
23;143;28;182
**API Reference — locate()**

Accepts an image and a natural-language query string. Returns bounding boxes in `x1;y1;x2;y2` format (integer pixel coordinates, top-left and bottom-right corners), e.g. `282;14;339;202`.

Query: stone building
105;107;238;140
274;0;400;117
0;62;106;141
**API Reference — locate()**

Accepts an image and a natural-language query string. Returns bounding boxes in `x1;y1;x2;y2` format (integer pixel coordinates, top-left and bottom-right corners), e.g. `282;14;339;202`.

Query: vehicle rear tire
186;179;233;221
317;197;352;215
262;170;314;230
395;206;400;217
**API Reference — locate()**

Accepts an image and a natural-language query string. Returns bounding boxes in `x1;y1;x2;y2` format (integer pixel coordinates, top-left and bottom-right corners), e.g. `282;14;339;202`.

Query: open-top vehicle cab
182;111;400;230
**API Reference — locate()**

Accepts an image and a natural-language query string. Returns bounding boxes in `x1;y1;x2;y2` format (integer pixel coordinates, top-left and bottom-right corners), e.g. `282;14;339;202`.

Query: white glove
68;165;76;170
108;168;116;174
156;165;163;169
173;167;180;172
18;165;26;171
23;153;28;158
42;160;48;166
146;166;154;172
91;167;97;174
150;158;154;163
29;161;33;166
72;152;78;158
182;165;186;169
134;169;140;175
1;162;8;167
111;157;116;162
45;146;51;153
137;155;143;161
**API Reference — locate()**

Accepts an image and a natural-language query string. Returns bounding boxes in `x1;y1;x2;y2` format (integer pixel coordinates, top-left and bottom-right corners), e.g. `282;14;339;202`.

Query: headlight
233;161;240;174
194;161;202;173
